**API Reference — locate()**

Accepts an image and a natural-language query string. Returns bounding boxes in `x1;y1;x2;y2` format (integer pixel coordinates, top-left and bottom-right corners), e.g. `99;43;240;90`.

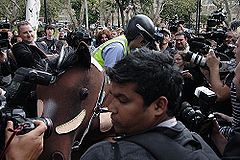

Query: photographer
4;120;47;160
215;31;236;60
200;48;233;117
203;36;240;155
155;28;175;56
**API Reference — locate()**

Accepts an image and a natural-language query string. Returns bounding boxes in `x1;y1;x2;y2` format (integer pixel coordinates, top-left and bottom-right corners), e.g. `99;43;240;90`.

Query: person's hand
181;70;193;79
213;112;233;123
206;50;220;69
5;120;47;160
211;118;228;155
0;50;8;63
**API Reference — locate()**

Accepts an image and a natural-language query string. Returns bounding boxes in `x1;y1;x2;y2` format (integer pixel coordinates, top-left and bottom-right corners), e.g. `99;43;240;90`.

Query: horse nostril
79;88;89;100
52;152;64;160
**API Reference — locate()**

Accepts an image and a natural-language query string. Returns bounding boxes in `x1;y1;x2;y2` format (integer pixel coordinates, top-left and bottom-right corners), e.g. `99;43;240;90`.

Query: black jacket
80;121;220;160
11;41;47;70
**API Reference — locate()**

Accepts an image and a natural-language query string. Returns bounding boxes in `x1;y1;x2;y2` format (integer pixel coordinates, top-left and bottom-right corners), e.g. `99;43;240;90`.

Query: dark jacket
11;41;47;70
80;121;220;160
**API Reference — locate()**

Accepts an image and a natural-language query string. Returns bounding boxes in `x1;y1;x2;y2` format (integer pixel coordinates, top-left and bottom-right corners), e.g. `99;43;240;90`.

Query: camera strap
0;125;24;160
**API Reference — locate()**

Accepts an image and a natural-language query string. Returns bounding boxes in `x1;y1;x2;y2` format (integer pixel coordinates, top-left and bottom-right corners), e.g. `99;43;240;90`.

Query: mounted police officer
93;14;155;68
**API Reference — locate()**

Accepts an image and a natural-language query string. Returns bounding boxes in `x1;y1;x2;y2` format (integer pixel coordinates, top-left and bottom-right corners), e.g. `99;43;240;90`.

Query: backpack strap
122;131;189;160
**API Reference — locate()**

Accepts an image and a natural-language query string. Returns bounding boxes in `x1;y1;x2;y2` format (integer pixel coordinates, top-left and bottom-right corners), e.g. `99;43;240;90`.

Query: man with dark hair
174;31;190;53
81;48;220;160
37;24;63;55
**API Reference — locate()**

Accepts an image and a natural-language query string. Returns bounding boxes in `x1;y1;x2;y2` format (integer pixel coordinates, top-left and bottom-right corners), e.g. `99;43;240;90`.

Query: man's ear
153;96;168;116
135;34;144;41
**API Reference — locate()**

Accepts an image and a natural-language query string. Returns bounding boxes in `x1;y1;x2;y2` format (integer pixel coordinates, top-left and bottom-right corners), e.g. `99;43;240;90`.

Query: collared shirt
157;117;177;128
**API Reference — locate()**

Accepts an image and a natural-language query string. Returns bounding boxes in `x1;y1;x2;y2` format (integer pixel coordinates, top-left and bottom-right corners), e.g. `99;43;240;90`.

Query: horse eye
79;88;89;100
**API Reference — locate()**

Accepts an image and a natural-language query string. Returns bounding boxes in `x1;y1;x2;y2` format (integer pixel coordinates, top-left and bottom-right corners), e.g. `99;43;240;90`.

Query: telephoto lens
184;51;207;68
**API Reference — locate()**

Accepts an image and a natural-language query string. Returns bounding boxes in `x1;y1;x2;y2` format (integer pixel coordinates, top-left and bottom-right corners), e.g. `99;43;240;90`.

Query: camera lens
30;117;53;138
38;117;53;138
184;52;207;68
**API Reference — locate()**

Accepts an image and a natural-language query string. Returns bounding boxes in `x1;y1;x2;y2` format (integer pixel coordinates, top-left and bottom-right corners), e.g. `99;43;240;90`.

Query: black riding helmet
125;14;155;43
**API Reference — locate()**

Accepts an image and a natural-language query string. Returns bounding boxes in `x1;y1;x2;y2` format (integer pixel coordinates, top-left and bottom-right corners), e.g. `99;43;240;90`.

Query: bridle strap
72;73;105;150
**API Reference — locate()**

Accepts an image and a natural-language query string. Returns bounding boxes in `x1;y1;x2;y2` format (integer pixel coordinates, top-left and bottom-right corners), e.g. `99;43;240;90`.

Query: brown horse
36;42;113;160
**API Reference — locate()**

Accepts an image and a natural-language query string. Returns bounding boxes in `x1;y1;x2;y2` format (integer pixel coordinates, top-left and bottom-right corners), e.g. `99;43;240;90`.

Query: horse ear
76;41;91;68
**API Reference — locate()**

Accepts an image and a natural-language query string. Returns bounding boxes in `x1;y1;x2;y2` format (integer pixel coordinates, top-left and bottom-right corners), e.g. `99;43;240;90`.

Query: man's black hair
107;48;183;117
44;24;55;32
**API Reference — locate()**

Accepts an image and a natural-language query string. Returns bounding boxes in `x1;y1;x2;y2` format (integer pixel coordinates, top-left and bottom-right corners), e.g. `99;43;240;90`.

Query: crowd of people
0;12;240;160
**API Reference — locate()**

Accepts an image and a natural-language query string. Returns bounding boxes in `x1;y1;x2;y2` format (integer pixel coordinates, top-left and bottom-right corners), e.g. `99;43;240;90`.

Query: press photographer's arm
5;120;47;160
204;50;231;102
233;62;240;98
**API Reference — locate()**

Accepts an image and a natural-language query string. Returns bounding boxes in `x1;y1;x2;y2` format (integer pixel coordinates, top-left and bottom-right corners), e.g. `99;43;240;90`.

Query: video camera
0;67;56;149
0;22;11;50
207;8;226;29
179;86;217;136
66;30;92;48
168;15;185;33
200;9;228;45
154;28;164;44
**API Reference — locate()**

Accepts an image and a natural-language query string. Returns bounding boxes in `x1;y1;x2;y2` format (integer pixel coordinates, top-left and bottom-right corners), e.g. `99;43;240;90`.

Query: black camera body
0;67;55;149
0;108;53;150
179;86;217;136
66;30;92;48
0;22;11;50
207;9;226;29
180;101;214;136
154;31;164;44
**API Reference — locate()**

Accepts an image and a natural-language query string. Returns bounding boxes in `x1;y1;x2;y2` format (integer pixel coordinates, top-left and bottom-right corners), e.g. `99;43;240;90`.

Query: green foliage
139;0;154;15
161;0;196;22
71;0;82;21
40;0;64;23
88;0;100;24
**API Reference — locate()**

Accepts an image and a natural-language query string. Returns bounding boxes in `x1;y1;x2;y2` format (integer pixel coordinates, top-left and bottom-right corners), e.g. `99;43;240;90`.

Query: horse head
37;42;105;160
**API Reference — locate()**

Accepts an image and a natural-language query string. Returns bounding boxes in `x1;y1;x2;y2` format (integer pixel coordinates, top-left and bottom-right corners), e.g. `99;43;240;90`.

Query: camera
179;101;214;136
0;107;53;149
194;86;217;114
183;51;234;74
154;32;164;44
5;67;56;110
0;108;52;136
0;22;11;50
179;86;216;136
154;28;164;44
66;30;92;48
0;67;55;149
207;8;226;29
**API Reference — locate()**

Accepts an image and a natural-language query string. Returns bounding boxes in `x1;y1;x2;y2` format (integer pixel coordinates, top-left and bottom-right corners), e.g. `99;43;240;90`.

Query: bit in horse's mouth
100;108;111;113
